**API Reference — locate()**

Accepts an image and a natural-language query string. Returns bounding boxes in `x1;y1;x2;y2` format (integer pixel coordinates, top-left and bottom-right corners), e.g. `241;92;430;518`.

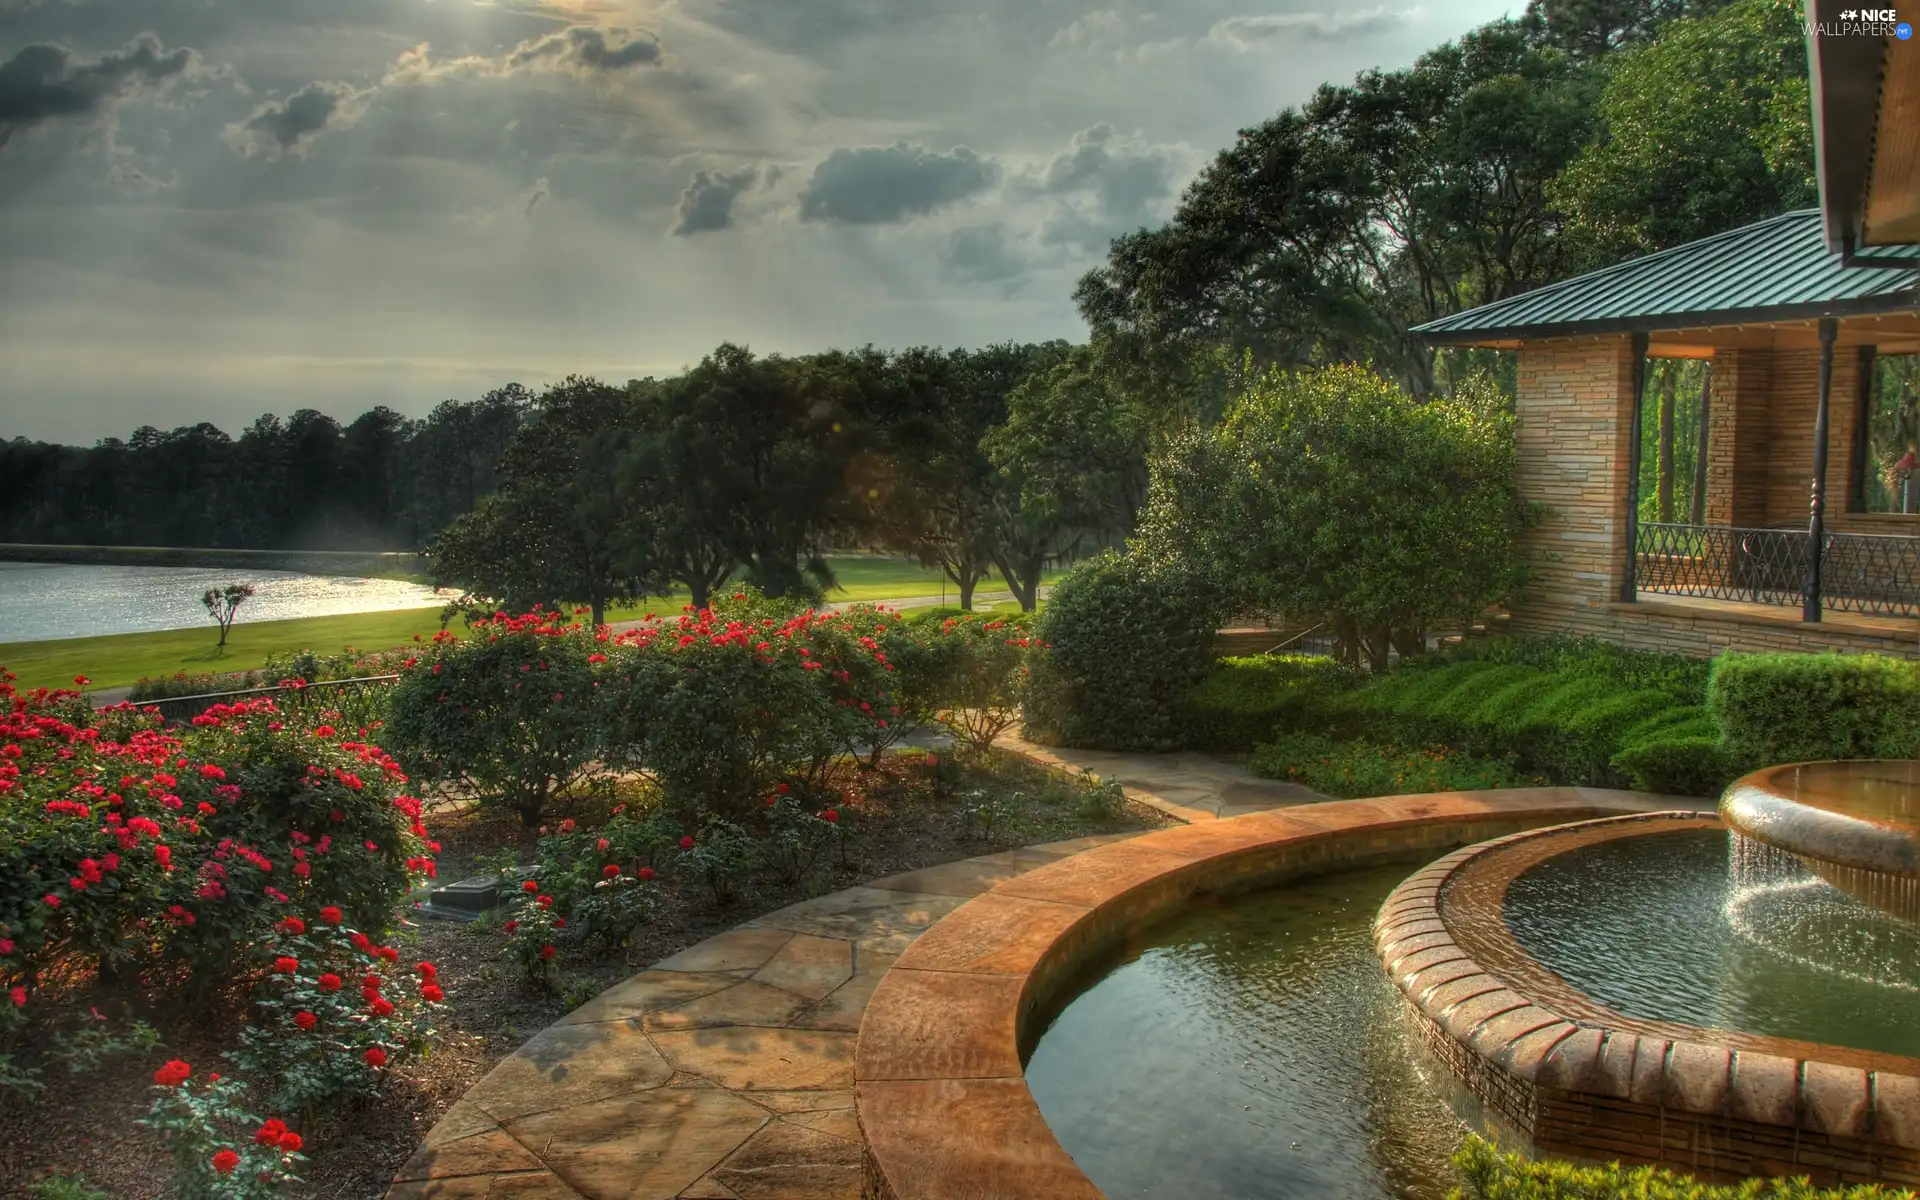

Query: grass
0;556;1065;692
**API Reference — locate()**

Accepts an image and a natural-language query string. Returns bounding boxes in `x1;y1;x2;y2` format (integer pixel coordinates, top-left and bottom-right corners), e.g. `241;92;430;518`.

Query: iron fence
135;675;400;728
1634;522;1920;618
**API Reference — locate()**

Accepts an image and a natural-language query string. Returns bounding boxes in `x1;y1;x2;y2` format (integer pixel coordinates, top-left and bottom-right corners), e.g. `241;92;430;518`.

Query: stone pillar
1706;349;1772;530
1509;336;1638;634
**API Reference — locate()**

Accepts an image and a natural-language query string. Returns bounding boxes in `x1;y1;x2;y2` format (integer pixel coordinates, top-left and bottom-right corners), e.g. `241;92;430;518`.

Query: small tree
201;584;257;648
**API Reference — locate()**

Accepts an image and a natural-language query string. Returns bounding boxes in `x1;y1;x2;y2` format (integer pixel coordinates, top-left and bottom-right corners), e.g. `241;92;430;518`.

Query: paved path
385;832;1145;1200
997;733;1329;821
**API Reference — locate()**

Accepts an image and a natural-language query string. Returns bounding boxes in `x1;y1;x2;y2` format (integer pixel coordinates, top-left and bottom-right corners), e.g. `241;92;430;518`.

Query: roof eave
1412;291;1920;346
1806;0;1890;253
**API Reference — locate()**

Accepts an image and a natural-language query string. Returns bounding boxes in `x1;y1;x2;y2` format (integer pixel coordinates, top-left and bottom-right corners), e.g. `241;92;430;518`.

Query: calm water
1503;827;1920;1056
1026;860;1468;1200
0;562;452;643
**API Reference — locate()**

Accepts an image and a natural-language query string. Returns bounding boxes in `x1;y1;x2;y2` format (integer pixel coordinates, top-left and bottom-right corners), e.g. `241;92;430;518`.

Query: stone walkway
386;833;1145;1199
998;733;1328;822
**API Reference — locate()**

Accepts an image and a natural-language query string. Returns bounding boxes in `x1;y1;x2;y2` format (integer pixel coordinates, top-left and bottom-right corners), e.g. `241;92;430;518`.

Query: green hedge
1449;1135;1913;1199
1249;732;1543;797
1022;553;1221;752
1336;658;1707;789
1708;652;1920;769
1178;655;1360;752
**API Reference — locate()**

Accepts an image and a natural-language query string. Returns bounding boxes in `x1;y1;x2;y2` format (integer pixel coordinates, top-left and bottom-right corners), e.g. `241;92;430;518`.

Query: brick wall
1507;338;1920;659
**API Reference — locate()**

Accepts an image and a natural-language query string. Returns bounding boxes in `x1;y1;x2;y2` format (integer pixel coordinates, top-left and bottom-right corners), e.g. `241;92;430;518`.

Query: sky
0;0;1515;444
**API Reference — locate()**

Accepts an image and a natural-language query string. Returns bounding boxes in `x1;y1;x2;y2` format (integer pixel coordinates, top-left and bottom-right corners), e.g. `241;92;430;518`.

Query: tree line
427;341;1155;622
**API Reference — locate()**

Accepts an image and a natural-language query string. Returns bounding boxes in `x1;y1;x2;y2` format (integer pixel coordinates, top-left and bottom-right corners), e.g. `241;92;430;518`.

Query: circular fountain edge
1375;810;1920;1186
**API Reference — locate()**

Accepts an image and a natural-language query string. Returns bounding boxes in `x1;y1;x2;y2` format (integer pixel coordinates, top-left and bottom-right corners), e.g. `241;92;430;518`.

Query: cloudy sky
0;0;1514;443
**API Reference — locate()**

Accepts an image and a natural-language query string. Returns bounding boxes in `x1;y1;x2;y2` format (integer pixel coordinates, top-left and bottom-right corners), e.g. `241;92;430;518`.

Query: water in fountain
1725;831;1920;992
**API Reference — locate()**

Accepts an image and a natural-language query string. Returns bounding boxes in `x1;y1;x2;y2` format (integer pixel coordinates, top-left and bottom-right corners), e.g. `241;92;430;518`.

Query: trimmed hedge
1022;553;1221;752
1179;655;1360;752
1334;658;1708;789
1708;652;1920;769
1449;1134;1913;1199
1248;732;1543;797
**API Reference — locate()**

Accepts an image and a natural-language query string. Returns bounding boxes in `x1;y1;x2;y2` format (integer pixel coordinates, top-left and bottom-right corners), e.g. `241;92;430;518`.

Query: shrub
1023;552;1221;751
1609;735;1737;798
0;673;433;1016
1448;1133;1912;1199
1249;732;1546;797
927;614;1034;753
1708;652;1920;769
383;611;605;825
1179;655;1361;752
1457;635;1708;705
226;912;443;1115
677;818;762;904
1340;657;1707;786
138;1062;306;1199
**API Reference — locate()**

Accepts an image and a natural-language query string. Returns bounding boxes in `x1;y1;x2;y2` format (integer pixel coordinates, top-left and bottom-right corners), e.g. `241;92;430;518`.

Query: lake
0;561;454;643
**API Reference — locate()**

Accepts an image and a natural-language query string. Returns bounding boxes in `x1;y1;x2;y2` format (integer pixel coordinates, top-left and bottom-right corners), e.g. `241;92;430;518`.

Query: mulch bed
0;749;1172;1199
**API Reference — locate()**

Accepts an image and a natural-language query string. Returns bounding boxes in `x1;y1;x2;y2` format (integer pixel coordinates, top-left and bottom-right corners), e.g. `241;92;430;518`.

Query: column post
1621;332;1649;602
1804;318;1838;622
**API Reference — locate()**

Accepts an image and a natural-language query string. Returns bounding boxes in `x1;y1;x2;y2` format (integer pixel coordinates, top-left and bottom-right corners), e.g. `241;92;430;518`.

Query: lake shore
0;542;428;579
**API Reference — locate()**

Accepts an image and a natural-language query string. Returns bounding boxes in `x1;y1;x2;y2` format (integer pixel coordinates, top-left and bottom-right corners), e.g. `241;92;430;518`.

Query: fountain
1721;760;1920;922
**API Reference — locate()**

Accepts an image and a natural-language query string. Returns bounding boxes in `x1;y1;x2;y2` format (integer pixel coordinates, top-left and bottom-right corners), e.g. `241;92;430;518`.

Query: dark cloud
0;32;195;148
506;26;663;74
937;224;1029;283
1031;123;1183;252
227;80;373;157
672;166;756;236
1209;9;1404;44
798;142;998;225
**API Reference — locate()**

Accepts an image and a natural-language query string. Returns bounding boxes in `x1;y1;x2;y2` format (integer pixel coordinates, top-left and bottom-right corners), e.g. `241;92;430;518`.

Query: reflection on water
1503;827;1920;1056
1025;861;1465;1200
0;562;451;643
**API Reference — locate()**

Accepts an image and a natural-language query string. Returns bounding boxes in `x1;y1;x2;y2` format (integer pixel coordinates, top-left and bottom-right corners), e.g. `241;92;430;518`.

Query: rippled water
1503;827;1920;1056
1025;860;1466;1200
0;562;452;643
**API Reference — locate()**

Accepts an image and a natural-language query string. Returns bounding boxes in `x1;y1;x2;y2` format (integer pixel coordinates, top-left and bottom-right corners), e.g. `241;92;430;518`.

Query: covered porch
1414;208;1920;658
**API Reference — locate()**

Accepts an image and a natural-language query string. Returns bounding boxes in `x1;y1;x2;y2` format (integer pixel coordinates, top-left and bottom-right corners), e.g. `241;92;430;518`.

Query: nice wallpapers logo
1810;7;1914;35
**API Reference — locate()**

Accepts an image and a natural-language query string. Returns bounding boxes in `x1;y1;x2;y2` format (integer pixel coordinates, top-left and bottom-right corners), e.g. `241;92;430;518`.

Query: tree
428;378;652;625
202;584;256;648
1549;0;1813;265
1134;363;1537;670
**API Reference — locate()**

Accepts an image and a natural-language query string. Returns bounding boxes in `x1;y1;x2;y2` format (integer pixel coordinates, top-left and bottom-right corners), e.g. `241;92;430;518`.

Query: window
1857;353;1920;515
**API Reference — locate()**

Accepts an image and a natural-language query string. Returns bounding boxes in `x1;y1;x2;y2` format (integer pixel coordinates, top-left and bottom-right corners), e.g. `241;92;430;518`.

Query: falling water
1725;832;1920;992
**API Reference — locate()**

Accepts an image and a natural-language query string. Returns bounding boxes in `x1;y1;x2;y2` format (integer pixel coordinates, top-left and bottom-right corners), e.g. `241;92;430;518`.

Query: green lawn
0;556;1063;692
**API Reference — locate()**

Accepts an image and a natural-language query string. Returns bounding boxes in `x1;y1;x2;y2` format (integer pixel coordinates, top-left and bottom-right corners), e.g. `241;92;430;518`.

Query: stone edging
852;786;1697;1200
1375;811;1920;1186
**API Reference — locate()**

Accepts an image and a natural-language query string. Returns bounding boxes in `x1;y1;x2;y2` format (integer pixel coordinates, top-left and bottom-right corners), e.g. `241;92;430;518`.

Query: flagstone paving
386;745;1323;1199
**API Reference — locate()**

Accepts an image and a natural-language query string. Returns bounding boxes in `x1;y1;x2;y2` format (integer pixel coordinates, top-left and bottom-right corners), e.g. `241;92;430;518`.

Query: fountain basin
1721;761;1920;920
1376;811;1920;1187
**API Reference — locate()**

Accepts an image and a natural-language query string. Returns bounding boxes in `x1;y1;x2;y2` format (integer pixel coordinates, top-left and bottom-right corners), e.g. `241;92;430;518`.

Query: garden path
994;732;1330;821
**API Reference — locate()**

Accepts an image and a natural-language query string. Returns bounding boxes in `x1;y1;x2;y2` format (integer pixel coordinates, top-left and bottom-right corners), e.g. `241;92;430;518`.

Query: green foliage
383;612;606;825
678;818;763;905
1022;552;1222;751
1449;1134;1913;1199
227;916;443;1116
1549;0;1814;266
1137;365;1534;669
1708;653;1920;769
1250;732;1545;797
1179;655;1361;752
27;1175;111;1200
926;613;1035;753
138;1067;306;1199
1340;655;1706;785
1609;734;1736;798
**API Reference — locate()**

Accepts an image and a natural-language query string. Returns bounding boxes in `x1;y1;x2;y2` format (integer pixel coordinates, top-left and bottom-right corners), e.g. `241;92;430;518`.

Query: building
1409;26;1920;659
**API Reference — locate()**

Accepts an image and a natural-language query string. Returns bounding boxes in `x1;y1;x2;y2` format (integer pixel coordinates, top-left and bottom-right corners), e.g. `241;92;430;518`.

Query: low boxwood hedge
1708;651;1920;769
1450;1134;1912;1199
1178;655;1359;752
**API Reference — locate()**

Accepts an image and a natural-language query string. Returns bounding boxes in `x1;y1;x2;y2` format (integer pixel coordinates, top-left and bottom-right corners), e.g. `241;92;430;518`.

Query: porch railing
1633;523;1920;618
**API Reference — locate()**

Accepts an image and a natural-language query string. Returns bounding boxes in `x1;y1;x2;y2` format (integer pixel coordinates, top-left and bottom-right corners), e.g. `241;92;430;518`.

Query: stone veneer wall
1506;336;1920;659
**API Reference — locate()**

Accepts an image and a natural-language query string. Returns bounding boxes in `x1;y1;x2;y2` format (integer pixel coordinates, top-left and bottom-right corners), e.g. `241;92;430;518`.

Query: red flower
370;996;395;1017
521;880;539;893
0;939;13;955
9;986;26;1007
276;917;306;935
421;983;444;1003
199;764;226;781
277;1131;303;1153
503;919;519;932
293;861;311;879
602;864;621;878
539;944;556;960
775;782;789;794
42;894;60;909
596;837;610;852
679;835;695;850
318;906;343;924
153;1060;191;1087
638;867;655;881
273;956;299;974
375;946;399;962
314;725;335;738
415;961;436;979
211;1149;240;1175
317;973;342;992
293;1011;317;1031
364;1047;388;1067
73;675;90;686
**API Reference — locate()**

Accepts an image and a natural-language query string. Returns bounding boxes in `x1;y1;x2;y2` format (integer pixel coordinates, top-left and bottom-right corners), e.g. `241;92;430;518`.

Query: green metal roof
1411;209;1920;345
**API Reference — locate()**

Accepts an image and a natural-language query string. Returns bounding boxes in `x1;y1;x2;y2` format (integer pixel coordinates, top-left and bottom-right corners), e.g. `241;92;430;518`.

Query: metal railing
134;675;400;728
1634;522;1920;618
